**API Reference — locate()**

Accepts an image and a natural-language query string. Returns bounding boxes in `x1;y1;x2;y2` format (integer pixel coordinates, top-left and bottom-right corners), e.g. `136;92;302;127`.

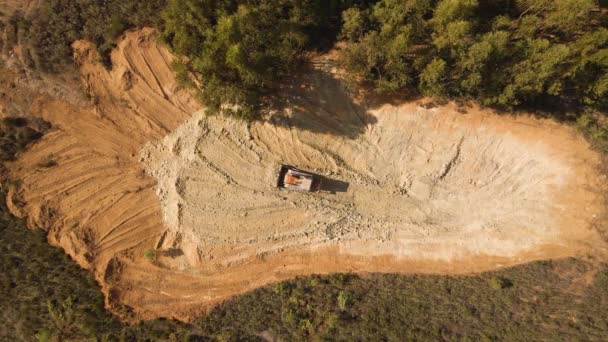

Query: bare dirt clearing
4;29;607;321
142;96;601;264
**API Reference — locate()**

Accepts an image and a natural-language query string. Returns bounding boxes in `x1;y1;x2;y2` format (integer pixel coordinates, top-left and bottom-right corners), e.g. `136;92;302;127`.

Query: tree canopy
340;0;608;111
17;0;167;71
162;0;367;119
6;0;607;116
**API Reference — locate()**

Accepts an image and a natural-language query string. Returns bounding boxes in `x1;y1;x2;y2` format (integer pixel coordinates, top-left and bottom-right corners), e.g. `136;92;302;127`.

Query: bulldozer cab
276;164;322;192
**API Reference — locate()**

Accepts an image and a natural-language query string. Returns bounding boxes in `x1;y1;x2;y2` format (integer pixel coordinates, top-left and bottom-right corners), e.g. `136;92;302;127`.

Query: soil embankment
5;29;607;321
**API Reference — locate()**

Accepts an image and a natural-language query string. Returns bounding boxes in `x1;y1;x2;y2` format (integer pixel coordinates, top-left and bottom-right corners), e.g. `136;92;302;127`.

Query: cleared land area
143;77;604;264
5;29;607;321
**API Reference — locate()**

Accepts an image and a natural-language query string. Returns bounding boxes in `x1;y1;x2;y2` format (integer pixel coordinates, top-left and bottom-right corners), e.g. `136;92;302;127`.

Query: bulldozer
276;164;322;192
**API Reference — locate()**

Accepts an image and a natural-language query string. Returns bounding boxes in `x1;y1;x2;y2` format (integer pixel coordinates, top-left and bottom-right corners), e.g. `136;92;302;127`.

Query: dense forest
163;0;608;118
341;0;608;110
2;0;606;120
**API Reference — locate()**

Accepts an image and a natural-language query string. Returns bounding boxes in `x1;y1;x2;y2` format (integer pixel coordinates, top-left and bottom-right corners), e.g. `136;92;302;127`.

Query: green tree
430;0;478;58
516;0;597;35
341;7;368;41
420;57;447;97
162;0;351;119
457;30;510;101
341;0;432;92
337;290;349;310
501;39;571;106
161;0;221;56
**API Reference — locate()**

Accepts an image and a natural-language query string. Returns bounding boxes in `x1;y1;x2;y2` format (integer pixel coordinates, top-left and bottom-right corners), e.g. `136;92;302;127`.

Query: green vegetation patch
7;0;167;71
577;113;608;153
340;0;608;112
143;248;157;262
162;0;360;119
199;261;608;341
0;186;120;340
8;0;607;119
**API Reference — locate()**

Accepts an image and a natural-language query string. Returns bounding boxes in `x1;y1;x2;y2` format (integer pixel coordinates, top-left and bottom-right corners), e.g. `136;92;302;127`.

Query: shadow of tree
160;248;184;258
265;66;377;139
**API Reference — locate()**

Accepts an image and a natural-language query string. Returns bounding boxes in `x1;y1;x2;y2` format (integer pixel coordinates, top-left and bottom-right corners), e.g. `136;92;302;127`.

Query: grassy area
198;260;608;341
0;195;120;340
0;188;197;341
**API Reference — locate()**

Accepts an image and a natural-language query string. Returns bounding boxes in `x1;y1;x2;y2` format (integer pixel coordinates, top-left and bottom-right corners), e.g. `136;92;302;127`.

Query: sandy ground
141;81;601;264
3;29;607;321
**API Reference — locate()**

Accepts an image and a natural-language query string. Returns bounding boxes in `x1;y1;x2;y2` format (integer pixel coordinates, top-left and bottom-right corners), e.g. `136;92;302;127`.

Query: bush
337;290;349;310
488;276;512;290
577;114;608;153
595;270;608;290
144;248;157;261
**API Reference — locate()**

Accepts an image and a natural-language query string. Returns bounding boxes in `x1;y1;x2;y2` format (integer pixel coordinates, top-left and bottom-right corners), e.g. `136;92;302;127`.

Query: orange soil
4;29;607;321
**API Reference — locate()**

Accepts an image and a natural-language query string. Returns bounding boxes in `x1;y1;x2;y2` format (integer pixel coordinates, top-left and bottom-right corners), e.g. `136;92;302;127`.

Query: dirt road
5;29;607;321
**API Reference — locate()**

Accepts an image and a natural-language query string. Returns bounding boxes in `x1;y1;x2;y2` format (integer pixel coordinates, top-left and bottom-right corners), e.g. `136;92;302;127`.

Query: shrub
595;270;608;290
488;276;512;290
34;329;51;342
144;248;157;262
337;290;349;310
0;117;50;161
577;114;608;153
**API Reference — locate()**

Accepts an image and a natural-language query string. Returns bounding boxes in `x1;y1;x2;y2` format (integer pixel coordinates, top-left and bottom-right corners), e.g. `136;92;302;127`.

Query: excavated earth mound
5;29;607;321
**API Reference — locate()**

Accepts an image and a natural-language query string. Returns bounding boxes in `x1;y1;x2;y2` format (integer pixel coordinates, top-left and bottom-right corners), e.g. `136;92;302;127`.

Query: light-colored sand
140;67;604;267
3;28;606;321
